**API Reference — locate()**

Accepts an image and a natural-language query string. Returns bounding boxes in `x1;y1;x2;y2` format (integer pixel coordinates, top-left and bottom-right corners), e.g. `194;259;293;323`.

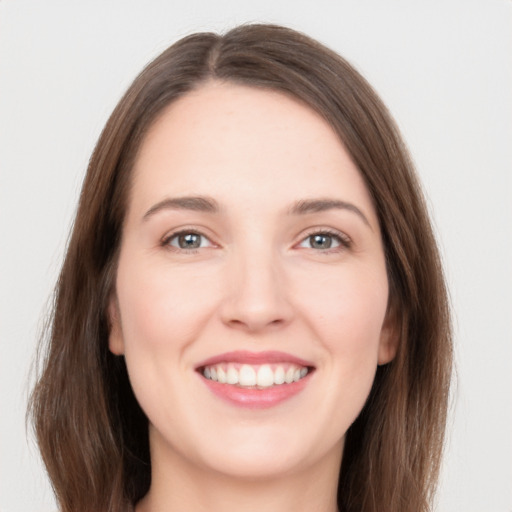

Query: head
30;24;452;512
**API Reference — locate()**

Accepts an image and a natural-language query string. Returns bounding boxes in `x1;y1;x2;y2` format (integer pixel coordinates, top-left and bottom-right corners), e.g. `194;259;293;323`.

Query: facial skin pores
108;82;397;511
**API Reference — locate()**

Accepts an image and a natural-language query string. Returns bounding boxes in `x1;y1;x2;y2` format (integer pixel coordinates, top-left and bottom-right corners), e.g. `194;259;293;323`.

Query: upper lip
195;350;315;369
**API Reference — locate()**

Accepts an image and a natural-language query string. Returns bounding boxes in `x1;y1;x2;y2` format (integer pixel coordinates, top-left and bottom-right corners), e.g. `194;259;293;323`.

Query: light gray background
1;1;511;511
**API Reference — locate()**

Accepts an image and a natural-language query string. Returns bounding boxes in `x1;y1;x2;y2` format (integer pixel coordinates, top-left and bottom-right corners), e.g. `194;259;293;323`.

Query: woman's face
109;82;396;481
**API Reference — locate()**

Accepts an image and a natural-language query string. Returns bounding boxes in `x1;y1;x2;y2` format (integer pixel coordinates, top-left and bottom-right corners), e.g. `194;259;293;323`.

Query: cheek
284;263;389;450
116;257;221;354
113;257;223;429
296;261;389;377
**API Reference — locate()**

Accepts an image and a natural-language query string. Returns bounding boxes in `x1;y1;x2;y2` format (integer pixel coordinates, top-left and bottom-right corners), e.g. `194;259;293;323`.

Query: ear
107;296;125;355
378;299;399;365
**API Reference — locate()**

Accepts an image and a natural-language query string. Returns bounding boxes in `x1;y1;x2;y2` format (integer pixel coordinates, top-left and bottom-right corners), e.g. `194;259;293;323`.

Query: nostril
226;315;287;332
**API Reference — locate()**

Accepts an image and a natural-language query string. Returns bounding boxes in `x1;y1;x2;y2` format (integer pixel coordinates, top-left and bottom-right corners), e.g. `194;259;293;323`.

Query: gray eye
309;234;333;249
299;233;341;250
179;233;202;249
168;232;211;250
299;231;344;251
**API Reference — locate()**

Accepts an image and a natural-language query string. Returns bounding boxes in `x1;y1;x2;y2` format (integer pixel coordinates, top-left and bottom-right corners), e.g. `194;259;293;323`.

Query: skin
109;81;397;512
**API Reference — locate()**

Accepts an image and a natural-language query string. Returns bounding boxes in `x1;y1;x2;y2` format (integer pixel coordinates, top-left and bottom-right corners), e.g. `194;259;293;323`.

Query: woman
29;24;452;512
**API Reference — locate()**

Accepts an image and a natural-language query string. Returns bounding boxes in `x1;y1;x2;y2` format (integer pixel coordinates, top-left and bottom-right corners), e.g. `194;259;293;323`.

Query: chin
191;424;340;481
200;447;308;481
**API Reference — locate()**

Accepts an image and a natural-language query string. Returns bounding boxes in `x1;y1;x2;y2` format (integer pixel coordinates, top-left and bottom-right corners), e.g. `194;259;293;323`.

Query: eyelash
161;229;213;253
298;228;352;253
161;228;352;254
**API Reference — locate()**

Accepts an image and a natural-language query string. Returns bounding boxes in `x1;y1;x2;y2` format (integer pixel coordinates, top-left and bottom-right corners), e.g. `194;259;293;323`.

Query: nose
219;248;294;333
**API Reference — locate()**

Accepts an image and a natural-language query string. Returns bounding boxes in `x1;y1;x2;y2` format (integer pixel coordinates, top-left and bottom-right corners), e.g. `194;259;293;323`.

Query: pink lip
195;351;315;410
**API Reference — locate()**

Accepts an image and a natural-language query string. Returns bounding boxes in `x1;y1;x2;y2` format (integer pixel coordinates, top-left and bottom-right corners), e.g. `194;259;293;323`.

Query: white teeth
256;365;274;387
239;365;256;386
274;366;285;385
226;366;238;385
217;367;226;383
202;362;310;388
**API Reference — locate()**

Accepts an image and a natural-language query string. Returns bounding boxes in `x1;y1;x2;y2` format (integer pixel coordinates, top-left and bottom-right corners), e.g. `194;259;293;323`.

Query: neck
136;438;341;512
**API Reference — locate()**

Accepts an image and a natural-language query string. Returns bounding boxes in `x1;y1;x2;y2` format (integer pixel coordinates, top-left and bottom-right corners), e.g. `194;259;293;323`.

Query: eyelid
295;227;352;251
161;226;217;252
159;225;351;253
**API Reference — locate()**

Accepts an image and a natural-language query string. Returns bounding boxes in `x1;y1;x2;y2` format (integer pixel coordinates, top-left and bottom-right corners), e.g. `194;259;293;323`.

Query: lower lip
200;373;312;409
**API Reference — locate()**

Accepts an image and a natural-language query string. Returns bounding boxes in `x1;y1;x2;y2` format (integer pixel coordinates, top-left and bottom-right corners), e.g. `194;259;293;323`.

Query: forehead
129;81;377;224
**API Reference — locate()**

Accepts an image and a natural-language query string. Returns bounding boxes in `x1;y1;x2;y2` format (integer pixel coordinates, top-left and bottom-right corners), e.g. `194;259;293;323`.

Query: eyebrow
287;198;372;228
143;195;371;229
143;196;219;220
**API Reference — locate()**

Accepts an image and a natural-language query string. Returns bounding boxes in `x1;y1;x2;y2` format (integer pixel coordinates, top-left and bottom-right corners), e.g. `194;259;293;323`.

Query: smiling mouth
196;351;315;408
199;363;313;389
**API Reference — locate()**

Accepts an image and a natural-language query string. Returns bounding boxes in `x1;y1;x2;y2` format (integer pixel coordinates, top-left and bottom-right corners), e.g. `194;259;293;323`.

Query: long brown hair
29;24;452;512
